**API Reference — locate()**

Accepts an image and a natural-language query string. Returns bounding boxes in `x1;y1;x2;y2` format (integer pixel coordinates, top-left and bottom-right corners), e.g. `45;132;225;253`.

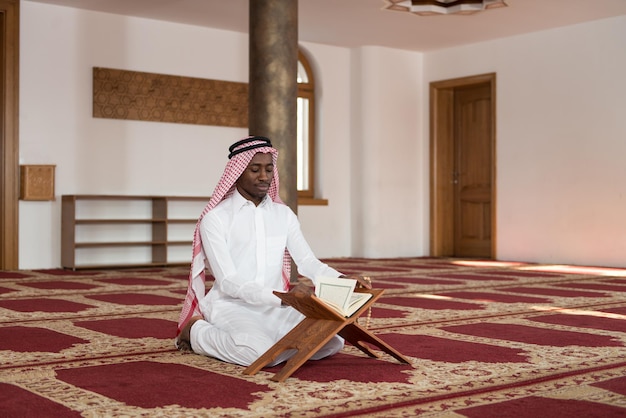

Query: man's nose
259;170;269;180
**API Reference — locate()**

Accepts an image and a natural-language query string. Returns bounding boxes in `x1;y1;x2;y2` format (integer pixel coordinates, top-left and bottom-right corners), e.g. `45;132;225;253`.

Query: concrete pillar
248;0;298;212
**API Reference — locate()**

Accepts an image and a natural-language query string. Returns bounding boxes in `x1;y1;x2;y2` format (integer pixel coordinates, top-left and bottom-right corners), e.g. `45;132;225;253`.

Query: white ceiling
24;0;626;52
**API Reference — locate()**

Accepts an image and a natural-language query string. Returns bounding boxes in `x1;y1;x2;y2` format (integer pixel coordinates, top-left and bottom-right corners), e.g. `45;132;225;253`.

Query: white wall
424;15;626;268
298;45;427;259
19;3;245;268
18;3;342;268
297;43;354;257
350;47;426;258
19;2;626;269
19;2;426;269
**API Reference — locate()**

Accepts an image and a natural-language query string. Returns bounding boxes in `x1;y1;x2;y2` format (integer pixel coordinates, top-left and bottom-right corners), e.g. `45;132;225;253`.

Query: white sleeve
284;208;342;282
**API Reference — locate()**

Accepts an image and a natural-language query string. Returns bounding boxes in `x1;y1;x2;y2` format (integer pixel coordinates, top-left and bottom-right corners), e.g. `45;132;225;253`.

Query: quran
315;276;373;317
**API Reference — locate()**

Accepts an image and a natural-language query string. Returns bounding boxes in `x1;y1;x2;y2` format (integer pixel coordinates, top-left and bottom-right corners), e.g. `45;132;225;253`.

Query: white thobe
190;190;344;366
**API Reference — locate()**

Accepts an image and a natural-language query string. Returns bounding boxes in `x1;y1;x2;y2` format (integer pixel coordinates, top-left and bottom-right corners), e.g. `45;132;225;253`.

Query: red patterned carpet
1;258;626;417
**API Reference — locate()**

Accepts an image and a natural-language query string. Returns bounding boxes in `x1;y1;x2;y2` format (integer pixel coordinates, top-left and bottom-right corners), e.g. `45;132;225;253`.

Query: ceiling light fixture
384;0;508;16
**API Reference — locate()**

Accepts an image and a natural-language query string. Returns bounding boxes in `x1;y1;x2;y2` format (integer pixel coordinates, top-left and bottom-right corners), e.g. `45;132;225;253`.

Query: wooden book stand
243;288;412;382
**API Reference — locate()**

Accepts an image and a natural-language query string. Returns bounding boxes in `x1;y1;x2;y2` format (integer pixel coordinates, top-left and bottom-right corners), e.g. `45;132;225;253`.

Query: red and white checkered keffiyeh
176;137;291;336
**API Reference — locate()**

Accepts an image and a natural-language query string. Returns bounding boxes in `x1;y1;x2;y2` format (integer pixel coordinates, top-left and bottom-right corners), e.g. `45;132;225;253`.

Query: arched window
297;49;316;200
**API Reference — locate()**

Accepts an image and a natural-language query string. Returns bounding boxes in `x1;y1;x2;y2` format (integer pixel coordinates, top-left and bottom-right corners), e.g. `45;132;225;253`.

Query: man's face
236;152;274;206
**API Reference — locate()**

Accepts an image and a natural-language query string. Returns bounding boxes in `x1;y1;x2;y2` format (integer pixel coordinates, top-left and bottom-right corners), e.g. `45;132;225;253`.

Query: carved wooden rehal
93;67;248;127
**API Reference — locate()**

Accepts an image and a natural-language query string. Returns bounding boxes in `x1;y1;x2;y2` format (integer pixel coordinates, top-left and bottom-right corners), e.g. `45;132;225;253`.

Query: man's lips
256;183;270;191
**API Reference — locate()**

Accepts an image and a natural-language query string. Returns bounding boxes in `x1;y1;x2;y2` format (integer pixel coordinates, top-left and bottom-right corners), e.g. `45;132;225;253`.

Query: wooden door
0;0;20;269
430;73;496;259
453;83;492;257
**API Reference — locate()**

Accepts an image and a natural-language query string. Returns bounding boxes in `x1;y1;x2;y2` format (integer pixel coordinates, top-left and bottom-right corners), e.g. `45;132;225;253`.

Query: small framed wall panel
20;165;56;201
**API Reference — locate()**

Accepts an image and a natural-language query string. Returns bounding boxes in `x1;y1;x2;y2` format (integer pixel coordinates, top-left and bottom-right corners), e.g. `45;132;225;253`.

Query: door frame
0;0;19;269
429;73;496;258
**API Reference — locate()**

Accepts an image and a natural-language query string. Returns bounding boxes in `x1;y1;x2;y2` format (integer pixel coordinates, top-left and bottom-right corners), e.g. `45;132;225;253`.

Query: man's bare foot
176;316;203;353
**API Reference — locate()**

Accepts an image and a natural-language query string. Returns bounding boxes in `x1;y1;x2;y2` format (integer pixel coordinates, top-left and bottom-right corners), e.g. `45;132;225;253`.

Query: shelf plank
75;219;167;224
65;262;174;270
63;194;210;200
63;261;192;270
166;196;210;201
75;241;168;248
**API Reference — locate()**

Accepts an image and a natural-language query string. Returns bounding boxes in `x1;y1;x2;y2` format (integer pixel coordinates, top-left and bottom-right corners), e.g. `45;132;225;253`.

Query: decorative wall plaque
20;165;56;201
93;67;248;127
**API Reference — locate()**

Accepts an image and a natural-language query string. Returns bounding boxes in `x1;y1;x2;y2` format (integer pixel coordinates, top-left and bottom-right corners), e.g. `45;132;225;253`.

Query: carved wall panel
20;165;56;201
93;67;248;127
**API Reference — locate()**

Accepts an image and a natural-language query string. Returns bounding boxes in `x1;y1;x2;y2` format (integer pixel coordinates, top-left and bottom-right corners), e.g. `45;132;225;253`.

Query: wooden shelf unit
61;195;209;269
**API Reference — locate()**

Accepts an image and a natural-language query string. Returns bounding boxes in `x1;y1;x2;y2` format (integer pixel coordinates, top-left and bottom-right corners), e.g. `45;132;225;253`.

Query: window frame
297;49;316;200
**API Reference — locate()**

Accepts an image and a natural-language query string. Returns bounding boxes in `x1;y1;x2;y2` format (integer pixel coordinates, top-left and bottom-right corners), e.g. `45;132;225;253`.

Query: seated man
176;135;370;367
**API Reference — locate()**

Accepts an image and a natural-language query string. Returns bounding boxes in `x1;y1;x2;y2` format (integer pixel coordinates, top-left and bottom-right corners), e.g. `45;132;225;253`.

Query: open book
315;276;373;317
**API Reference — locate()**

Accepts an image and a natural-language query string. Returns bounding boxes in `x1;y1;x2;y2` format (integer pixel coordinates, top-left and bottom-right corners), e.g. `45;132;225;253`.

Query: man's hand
290;282;314;296
282;282;313;305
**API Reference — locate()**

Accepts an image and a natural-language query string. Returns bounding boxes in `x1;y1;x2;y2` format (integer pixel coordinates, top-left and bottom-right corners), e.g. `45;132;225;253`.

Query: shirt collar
232;188;271;210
